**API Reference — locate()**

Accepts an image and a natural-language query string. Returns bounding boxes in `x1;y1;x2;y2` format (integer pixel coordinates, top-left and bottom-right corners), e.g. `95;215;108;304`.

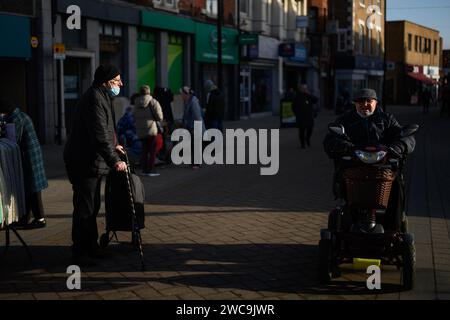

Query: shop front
140;11;194;96
241;35;281;117
195;23;239;120
403;65;438;105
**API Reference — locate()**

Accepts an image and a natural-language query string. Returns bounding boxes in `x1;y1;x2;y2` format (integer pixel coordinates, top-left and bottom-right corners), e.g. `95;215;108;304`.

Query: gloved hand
334;140;354;154
389;141;406;157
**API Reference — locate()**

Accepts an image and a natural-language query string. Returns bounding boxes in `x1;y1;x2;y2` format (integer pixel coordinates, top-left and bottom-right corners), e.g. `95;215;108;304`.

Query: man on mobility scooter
322;88;418;290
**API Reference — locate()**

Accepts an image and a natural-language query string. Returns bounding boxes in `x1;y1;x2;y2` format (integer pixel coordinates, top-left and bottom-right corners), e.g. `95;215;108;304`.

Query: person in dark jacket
421;88;432;114
323;88;415;157
204;80;225;131
292;84;318;148
64;65;127;264
323;88;416;230
153;86;174;133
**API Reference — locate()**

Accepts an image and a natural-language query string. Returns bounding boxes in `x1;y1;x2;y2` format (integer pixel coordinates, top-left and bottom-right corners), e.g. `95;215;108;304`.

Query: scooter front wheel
318;239;333;284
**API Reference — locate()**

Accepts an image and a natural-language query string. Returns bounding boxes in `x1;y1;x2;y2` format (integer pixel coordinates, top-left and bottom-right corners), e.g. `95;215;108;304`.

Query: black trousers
25;191;45;221
71;176;103;256
298;125;313;147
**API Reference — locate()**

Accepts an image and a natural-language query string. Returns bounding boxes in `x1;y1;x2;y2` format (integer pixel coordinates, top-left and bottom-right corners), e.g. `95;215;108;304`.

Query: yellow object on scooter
353;258;381;270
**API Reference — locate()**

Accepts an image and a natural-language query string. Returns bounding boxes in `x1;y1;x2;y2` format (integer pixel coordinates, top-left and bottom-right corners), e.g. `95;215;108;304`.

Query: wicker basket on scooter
343;167;395;208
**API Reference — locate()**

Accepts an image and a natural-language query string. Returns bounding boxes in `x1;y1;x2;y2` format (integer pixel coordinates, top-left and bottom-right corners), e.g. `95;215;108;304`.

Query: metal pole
217;0;224;90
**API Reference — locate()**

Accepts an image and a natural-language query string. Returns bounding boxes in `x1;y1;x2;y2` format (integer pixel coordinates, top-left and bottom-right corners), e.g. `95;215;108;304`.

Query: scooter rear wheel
402;234;416;290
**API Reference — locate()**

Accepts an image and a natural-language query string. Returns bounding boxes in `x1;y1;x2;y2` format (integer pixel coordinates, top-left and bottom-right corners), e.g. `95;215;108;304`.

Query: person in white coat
133;85;164;176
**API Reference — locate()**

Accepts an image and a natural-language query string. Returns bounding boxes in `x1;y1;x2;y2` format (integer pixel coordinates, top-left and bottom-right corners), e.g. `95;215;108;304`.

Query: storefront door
63;56;92;136
251;69;272;113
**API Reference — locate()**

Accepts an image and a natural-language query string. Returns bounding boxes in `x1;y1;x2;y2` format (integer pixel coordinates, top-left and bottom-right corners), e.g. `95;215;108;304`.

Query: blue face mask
108;86;121;97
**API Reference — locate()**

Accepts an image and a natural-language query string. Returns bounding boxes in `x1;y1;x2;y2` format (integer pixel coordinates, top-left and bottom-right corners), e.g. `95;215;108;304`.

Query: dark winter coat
205;88;225;125
323;108;416;158
292;91;318;127
64;86;120;181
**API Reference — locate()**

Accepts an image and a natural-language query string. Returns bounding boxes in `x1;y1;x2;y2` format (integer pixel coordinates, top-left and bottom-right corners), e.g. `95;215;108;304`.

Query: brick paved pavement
0;105;449;300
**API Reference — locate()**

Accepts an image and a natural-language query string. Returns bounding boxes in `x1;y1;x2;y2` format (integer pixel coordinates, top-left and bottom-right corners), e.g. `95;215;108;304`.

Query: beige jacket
133;94;164;138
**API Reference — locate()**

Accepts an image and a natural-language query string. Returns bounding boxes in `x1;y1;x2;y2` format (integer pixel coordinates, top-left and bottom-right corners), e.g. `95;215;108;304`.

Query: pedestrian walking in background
64;65;127;265
292;84;319;149
204;80;225;131
421;87;432;114
153;86;175;134
117;93;142;165
180;86;206;170
0;99;48;229
440;77;450;117
133;85;164;177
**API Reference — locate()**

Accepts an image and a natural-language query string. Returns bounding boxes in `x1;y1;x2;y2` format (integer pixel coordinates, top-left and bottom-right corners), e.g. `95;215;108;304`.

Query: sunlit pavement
1;105;449;300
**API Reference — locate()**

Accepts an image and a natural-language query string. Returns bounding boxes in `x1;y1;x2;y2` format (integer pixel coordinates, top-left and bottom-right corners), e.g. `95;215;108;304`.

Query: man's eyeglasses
355;98;375;104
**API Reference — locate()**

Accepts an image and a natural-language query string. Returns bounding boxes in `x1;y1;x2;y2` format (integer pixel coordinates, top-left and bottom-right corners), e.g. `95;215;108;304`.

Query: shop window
153;0;178;10
168;34;184;93
114;25;122;38
137;29;156;91
359;23;365;54
375;30;381;55
240;0;249;15
266;0;271;24
100;22;125;81
103;24;113;36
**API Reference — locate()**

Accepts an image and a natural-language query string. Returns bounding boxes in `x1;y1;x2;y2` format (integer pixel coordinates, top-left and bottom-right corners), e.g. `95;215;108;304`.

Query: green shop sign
195;23;239;65
239;33;258;45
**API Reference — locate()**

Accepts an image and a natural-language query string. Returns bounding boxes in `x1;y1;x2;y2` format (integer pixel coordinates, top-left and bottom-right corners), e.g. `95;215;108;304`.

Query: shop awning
407;72;437;85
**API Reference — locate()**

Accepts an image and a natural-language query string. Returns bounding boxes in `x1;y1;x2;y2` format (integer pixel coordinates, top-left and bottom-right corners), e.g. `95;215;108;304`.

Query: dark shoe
24;219;46;230
9;221;27;230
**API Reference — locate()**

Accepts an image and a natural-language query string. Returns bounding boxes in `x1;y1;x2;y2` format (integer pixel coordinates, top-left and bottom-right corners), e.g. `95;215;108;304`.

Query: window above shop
240;0;250;17
204;0;218;17
100;22;123;38
152;0;179;13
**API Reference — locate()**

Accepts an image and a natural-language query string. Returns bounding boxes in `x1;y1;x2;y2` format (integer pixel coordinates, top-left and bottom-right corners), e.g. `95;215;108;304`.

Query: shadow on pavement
0;242;404;297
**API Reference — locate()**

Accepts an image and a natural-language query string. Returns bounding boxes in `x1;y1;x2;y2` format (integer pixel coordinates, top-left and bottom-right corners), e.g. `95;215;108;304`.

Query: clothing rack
0;127;32;261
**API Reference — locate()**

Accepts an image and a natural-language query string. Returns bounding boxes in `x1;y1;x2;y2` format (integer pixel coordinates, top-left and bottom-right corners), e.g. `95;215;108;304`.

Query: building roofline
387;20;440;34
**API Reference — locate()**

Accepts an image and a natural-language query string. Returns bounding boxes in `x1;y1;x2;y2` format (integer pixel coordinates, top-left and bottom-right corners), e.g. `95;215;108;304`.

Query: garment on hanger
0;138;26;226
